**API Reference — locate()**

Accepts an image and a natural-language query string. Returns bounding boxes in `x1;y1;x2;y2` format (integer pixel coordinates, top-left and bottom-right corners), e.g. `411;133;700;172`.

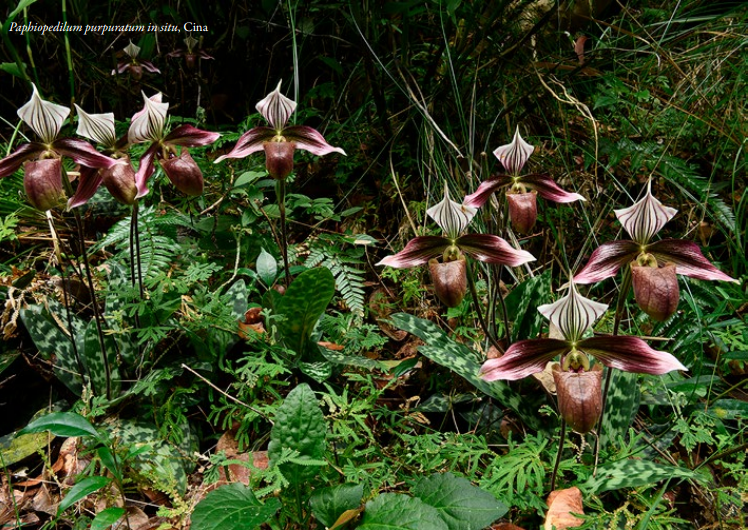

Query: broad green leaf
90;507;125;530
503;269;551;342
389;313;543;431
79;319;120;397
0;431;49;466
19;412;99;439
358;493;448;530
319;345;386;371
599;370;639;450
708;399;748;421
268;383;327;483
58;476;111;515
190;483;281;530
582;459;706;494
413;473;507;530
225;279;248;320
7;0;38;21
0;62;24;78
273;267;335;358
310;483;364;528
256;248;277;286
0;352;18;375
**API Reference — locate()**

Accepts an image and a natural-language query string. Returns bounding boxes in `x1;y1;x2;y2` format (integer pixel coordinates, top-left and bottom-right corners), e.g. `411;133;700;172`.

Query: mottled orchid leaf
573;240;640;284
17;84;69;144
213;126;276;162
615;181;677;244
282;125;346;156
74;106;116;147
427;184;476;239
128;92;168;144
256;80;297;131
493;127;534;175
455;234;536;267
164;124;220;147
521;173;585;203
463;176;511;208
538;281;608;342
647;239;738;283
376;236;450;268
578;336;686;375
479;338;570;381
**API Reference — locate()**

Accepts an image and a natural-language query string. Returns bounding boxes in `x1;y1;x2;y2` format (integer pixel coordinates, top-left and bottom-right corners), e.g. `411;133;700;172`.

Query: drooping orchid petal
455;234;536;267
480;339;570;381
493;127;534;175
164;124;221;147
134;144;159;198
68;166;104;209
647;239;739;283
573;240;641;284
615;180;677;244
521;174;586;203
282;125;347;156
0;143;46;177
256;81;297;132
17;84;70;144
128;92;169;144
578;336;687;374
538;280;608;343
74;106;116;148
53;138;115;170
426;184;477;239
214;127;277;162
463;176;512;208
376;236;451;268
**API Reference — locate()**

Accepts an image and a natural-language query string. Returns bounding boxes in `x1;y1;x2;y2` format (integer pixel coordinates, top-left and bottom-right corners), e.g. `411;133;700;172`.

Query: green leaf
90;507;125;530
268;383;327;483
79;319;120;397
599;370;640;450
7;0;38;21
273;267;335;358
389;313;543;431
256;248;277;286
310;483;364;528
19;412;99;439
190;483;281;530
225;279;248;320
503;270;551;342
413;473;507;530
0;62;24;78
708;399;748;421
359;493;448;530
58;476;111;515
582;459;706;494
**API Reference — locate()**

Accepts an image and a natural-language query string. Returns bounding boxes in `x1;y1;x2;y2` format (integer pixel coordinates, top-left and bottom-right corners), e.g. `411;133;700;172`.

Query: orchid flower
67;105;138;208
214;81;345;179
464;127;585;234
574;181;737;320
167;35;214;70
129;92;220;198
0;84;115;211
479;278;687;382
114;41;160;80
377;185;535;306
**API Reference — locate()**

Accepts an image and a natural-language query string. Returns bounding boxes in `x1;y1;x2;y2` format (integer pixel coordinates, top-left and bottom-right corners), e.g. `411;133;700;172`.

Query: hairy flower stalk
574;180;738;320
464;127;585;234
215;81;346;285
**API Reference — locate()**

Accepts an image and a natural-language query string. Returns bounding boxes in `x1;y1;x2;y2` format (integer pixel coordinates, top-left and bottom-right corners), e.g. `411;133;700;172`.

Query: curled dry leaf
544;486;584;530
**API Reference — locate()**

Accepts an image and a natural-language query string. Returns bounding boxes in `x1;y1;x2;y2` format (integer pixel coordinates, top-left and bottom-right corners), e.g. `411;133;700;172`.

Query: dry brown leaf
544;486;584;530
532;361;556;394
489;524;527;530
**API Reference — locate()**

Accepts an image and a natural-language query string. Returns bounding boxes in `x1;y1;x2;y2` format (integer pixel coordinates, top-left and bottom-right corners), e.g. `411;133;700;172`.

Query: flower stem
466;259;504;353
550;418;566;491
276;179;291;287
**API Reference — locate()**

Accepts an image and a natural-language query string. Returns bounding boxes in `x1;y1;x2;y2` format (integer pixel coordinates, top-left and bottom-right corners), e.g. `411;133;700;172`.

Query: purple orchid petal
579;336;687;375
116;63;130;74
376;236;450;268
17;84;70;144
480;339;570;381
140;60;161;74
213;127;276;163
53;138;115;169
282;125;346;156
0;142;46;178
539;280;608;343
68;166;103;209
134;144;158;199
427;184;477;239
522;173;585;203
573;240;640;284
648;239;738;283
463;176;512;208
493;127;535;175
616;180;677;244
164;124;220;147
455;234;536;267
256;81;296;131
